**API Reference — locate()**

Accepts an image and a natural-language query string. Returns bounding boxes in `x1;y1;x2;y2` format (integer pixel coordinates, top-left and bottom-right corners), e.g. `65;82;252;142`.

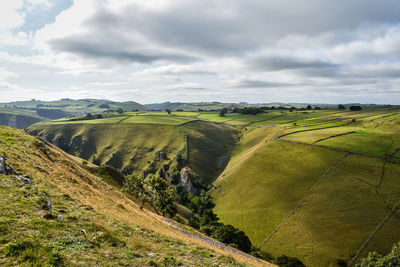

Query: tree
124;174;154;211
350;105;362;111
146;175;177;217
166;109;171;114
338;104;346;110
306;105;312;110
99;104;110;108
219;108;227;117
357;242;400;267
117;108;124;114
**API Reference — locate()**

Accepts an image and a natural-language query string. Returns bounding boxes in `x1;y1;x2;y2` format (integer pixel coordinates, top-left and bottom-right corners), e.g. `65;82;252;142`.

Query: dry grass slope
0;126;272;266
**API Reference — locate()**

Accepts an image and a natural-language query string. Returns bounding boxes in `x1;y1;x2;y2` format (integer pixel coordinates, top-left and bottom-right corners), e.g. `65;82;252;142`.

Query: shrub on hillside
212;224;252;253
275;255;306;267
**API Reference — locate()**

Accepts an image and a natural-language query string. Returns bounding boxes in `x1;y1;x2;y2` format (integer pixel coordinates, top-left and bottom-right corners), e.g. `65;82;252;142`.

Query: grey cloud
46;0;400;61
250;57;339;71
235;80;295;88
49;37;197;64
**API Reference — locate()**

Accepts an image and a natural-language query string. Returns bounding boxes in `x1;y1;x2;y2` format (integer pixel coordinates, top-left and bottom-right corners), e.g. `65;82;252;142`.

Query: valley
23;105;400;266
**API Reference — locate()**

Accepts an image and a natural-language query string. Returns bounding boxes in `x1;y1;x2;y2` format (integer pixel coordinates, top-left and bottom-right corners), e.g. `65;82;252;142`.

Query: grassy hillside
0;99;148;127
212;108;400;266
0;126;270;266
27;117;239;184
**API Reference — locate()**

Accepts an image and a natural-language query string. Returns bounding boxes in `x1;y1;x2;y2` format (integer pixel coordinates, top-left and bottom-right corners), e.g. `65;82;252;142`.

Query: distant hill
0;99;148;128
145;102;253;111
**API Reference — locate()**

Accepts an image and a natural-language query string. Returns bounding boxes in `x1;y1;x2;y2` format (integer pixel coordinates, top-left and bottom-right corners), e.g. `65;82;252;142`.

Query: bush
212;224;252;253
163;256;182;266
189;218;200;229
48;250;63;266
275;255;306;267
4;238;35;256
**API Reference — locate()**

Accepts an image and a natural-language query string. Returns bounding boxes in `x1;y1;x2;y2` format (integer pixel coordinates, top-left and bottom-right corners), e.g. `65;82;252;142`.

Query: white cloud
0;1;25;31
0;68;18;80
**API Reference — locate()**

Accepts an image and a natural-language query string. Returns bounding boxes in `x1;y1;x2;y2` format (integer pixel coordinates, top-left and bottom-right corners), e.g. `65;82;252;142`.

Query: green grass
213;139;344;246
281;115;400;157
122;115;196;125
28;123;186;175
261;155;400;267
197;112;243;122
212;109;400;266
318;130;399;157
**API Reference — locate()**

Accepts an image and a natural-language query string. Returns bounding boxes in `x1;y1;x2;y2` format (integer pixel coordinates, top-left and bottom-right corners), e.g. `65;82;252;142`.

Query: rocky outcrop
179;167;197;194
0;156;14;175
0;156;6;175
155;151;167;160
15;175;32;184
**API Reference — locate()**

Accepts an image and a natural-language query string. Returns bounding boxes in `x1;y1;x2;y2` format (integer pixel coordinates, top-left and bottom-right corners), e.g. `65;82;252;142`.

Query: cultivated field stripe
278;138;385;160
279;121;352;137
243;115;283;127
349;200;400;265
258;153;349;248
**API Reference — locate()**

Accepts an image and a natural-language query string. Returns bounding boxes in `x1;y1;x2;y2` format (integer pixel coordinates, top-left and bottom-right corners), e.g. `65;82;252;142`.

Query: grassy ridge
27;120;239;184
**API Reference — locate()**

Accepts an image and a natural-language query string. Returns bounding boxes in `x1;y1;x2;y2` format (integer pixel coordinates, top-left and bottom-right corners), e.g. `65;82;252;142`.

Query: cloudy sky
1;0;400;104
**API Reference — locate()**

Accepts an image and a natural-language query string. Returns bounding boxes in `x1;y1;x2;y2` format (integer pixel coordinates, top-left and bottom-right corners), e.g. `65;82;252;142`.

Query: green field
210;108;400;266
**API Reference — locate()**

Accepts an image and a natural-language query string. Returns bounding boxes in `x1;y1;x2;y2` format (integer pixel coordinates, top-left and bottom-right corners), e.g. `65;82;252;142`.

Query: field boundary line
116;115;132;124
388;147;400;158
258;153;349;248
313;131;357;144
349;200;400;265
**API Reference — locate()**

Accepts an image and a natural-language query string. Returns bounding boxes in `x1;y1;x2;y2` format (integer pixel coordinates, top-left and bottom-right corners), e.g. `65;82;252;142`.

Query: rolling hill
0;99;149;128
0;125;271;266
27;112;239;185
25;106;400;266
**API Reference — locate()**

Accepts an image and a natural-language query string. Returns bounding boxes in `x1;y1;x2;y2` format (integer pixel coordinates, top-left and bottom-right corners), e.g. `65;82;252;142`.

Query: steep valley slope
0;111;46;129
0;125;270;266
27;120;239;184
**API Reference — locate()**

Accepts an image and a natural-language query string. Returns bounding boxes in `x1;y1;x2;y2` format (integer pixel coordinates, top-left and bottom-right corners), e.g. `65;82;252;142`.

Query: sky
1;0;400;104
